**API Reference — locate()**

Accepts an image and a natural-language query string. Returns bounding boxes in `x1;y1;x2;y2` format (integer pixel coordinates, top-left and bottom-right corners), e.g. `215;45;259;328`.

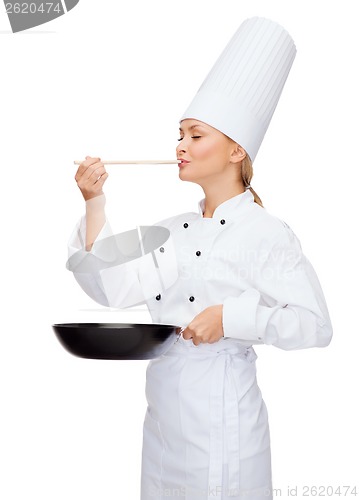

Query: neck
201;183;245;218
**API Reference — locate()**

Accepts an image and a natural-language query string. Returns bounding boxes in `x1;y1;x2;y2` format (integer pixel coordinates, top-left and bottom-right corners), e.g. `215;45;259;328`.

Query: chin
178;173;199;185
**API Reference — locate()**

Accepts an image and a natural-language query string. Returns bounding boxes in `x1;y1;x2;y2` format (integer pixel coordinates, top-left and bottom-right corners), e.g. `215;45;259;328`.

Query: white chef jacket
68;188;333;351
67;189;333;500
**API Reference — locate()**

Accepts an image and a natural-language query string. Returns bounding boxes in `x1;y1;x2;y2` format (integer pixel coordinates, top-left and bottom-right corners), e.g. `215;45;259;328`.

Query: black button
196;250;201;256
159;247;165;253
220;219;226;225
156;294;161;300
189;296;195;302
183;222;188;228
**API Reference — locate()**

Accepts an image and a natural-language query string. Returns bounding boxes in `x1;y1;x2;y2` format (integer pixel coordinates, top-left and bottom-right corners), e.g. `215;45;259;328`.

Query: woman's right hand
75;156;109;201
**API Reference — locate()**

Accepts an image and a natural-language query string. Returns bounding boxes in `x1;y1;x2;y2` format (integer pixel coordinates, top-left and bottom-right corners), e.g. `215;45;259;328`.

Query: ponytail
240;154;264;208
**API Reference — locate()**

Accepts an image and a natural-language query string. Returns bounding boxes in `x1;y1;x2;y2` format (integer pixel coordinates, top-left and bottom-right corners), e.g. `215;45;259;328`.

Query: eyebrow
179;124;205;132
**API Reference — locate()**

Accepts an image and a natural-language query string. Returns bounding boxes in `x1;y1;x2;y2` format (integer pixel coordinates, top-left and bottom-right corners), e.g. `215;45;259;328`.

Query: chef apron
140;334;272;500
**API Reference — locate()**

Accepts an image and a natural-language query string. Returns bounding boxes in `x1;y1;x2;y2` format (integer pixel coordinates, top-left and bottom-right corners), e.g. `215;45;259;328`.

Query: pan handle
175;325;187;337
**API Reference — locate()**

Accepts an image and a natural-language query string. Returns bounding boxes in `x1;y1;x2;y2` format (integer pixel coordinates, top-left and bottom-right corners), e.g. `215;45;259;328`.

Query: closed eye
177;136;202;141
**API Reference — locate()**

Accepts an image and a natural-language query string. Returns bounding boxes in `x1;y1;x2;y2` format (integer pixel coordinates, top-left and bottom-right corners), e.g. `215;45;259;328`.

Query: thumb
181;326;193;340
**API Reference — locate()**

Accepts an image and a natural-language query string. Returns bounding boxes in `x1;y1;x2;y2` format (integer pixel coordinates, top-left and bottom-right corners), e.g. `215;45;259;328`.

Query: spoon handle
73;160;180;165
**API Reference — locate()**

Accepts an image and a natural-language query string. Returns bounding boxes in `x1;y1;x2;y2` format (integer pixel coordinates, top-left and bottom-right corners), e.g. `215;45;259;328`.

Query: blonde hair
240;154;264;208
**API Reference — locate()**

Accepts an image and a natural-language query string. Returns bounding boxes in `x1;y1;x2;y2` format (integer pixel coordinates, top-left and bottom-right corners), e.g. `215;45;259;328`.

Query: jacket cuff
222;288;262;342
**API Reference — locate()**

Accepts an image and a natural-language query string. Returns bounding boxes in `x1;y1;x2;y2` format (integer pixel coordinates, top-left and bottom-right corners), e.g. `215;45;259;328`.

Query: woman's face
176;118;244;186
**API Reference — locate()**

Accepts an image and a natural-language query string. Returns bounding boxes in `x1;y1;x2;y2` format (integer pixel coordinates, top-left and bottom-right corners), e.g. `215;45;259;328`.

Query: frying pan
52;323;184;360
56;159;185;360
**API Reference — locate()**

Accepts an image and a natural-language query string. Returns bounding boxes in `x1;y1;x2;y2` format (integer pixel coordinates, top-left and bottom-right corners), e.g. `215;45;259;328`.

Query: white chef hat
180;16;297;161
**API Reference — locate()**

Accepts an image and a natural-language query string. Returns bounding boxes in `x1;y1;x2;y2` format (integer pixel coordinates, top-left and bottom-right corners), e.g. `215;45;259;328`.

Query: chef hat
180;16;297;161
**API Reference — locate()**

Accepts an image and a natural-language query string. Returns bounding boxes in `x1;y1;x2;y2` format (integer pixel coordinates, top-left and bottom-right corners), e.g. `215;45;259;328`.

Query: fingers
181;326;191;340
74;156;96;180
75;156;105;182
75;155;109;201
93;171;109;188
96;172;108;187
181;324;222;345
182;325;197;344
87;164;107;182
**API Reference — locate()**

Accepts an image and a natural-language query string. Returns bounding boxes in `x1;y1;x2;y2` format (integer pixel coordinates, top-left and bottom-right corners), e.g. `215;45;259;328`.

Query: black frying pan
52;323;183;360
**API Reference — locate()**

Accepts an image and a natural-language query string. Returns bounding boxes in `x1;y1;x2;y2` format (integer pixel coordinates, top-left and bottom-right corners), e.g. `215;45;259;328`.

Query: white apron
140;334;272;500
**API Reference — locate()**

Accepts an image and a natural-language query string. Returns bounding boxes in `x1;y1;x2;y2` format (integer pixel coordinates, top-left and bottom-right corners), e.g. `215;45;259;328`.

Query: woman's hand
75;156;109;201
182;305;224;345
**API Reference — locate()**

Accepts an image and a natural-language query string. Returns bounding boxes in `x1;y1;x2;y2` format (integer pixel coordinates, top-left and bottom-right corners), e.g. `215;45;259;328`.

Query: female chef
68;17;333;500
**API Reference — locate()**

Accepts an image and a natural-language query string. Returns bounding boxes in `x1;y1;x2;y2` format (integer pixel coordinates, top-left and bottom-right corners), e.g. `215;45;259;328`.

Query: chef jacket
67;189;333;351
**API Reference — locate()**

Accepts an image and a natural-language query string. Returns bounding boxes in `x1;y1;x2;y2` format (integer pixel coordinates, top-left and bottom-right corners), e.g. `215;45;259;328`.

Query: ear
230;143;246;163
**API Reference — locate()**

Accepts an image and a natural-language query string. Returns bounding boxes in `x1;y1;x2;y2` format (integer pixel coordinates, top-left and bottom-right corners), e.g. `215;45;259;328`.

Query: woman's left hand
181;305;224;346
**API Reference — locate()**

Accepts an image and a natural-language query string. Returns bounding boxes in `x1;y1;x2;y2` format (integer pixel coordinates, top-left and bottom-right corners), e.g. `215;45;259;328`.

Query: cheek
191;139;220;160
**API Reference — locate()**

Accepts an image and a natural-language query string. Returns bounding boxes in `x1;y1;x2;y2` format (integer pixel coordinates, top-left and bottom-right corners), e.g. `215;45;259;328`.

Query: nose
176;139;187;154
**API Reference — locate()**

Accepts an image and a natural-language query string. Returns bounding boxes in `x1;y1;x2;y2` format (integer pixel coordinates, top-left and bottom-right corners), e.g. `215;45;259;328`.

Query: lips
178;159;190;166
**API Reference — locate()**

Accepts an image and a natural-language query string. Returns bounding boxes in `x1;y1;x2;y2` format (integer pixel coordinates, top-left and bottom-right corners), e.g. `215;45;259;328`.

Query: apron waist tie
208;350;240;498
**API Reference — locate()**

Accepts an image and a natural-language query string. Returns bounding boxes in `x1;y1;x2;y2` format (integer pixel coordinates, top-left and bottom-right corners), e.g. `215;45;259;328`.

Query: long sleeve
67;212;179;309
221;222;333;350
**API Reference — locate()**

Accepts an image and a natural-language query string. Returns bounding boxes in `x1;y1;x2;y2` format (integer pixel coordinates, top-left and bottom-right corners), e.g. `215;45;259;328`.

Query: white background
1;0;358;498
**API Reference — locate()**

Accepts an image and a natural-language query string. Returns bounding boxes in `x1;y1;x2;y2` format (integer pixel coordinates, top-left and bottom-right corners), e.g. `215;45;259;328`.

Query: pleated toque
180;17;297;161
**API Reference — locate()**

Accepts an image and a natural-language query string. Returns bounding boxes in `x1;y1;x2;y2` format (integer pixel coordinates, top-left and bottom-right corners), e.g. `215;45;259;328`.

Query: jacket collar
197;188;254;219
